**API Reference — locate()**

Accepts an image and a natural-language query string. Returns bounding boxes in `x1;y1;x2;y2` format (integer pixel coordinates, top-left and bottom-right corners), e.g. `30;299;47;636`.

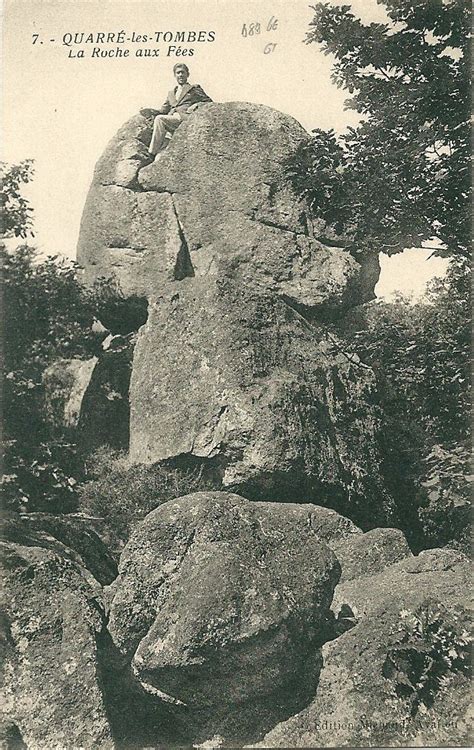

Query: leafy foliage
297;3;471;549
335;257;470;550
339;261;470;444
384;601;472;717
290;0;471;257
1;242;126;513
2;245;98;372
2;439;81;514
1;160;35;238
418;443;472;553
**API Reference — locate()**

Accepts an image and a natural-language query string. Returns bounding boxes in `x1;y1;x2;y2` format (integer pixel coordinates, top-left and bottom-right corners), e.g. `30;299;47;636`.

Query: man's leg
149;114;182;155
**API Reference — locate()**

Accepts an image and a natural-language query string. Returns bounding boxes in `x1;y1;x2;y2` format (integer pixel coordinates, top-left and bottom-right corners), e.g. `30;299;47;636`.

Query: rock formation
2;511;118;586
107;492;340;744
77;103;379;309
43;358;98;431
3;496;470;748
77;103;395;527
1;512;115;748
78;334;135;451
256;548;472;748
21;100;465;750
42;334;134;451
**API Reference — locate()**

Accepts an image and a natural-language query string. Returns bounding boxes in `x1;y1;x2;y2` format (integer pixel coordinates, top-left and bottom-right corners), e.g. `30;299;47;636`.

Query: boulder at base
331;526;412;583
108;492;341;744
1;536;115;749
256;549;472;748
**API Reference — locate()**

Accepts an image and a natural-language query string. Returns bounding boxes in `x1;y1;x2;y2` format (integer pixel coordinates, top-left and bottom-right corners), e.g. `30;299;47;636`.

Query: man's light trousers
148;113;182;155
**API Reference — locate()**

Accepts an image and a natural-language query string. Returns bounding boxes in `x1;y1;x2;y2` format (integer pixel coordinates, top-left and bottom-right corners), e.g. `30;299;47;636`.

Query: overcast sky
3;0;448;298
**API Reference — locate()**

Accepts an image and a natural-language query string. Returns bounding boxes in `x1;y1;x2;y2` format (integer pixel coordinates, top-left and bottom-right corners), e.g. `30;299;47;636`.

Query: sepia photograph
1;0;471;748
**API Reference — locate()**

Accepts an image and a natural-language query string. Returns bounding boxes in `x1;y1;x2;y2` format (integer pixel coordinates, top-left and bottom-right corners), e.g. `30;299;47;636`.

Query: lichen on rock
107;491;341;744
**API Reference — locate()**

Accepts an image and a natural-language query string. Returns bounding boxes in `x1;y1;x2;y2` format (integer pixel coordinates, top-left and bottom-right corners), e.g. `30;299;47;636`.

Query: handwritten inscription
241;16;279;53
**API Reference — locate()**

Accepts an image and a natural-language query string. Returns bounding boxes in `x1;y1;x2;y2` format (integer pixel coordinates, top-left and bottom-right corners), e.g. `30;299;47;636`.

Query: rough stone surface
77;103;379;314
42;357;97;430
108;491;341;744
255;503;362;546
1;538;115;749
287;510;412;583
257;548;472;748
129;281;396;527
78;334;135;451
332;547;470;619
1;511;118;586
76;102;394;526
332;527;412;583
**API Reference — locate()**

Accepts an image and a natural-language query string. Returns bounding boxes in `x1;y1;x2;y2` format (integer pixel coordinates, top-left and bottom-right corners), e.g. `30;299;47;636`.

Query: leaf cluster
291;0;471;256
335;256;470;549
0;160;35;238
338;260;470;444
384;600;472;717
1;243;126;513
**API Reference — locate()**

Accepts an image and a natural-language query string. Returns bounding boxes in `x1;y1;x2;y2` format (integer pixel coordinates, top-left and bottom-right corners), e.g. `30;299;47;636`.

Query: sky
2;0;448;299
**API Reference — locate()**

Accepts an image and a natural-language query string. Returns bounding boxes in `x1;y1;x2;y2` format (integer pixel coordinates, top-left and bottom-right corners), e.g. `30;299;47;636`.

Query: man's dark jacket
157;84;212;118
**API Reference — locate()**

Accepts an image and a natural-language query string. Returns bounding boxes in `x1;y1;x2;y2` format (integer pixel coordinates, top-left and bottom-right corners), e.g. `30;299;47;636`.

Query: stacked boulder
77;102;394;528
13;103;468;749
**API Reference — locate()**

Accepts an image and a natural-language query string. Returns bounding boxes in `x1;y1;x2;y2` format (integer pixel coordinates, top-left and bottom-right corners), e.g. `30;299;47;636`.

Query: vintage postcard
2;1;471;748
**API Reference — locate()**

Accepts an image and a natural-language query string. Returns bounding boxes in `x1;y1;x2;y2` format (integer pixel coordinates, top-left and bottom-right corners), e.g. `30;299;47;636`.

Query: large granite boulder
257;549;472;748
1;534;115;749
332;547;470;619
77;102;394;527
129;281;396;526
108;491;341;744
277;507;411;584
331;526;412;583
77;103;379;313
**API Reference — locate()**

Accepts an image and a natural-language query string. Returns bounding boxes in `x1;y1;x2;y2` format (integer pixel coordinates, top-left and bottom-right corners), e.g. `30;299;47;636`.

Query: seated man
144;63;212;157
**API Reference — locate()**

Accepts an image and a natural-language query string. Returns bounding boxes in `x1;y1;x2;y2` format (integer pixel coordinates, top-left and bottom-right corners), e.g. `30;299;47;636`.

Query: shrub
383;601;472;718
418;443;472;555
78;447;217;555
1;243;133;515
1;160;35;238
334;259;471;550
3;439;80;514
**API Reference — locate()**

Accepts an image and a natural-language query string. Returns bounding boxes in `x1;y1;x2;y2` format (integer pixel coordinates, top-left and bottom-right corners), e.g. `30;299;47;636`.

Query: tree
290;2;471;550
0;160;35;238
289;0;470;258
1;245;100;512
335;265;471;552
0;162;129;512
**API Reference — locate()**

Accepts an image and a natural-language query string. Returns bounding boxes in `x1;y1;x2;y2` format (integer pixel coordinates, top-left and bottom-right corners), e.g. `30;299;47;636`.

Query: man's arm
186;85;213;113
